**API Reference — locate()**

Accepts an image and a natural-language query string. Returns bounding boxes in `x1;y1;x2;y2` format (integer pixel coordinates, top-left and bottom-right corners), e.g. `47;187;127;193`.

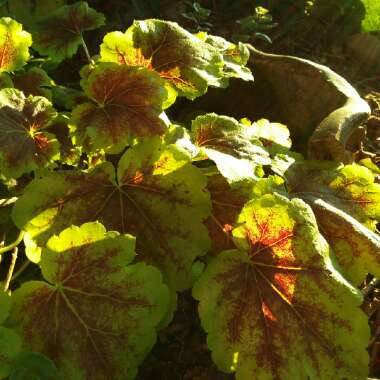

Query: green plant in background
0;1;378;380
181;1;213;32
362;0;380;32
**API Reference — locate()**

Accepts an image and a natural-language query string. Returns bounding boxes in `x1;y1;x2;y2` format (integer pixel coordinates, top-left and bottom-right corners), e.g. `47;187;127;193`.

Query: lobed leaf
193;194;369;380
0;88;59;178
0;17;32;73
100;19;225;99
32;1;105;62
70;63;168;154
12;139;211;290
8;222;169;380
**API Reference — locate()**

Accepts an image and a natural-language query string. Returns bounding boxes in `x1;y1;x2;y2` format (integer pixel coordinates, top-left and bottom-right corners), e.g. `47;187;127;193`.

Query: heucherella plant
0;2;378;379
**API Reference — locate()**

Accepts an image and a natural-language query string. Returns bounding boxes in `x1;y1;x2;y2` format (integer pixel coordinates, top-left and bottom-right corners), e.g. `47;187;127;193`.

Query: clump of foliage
0;1;379;379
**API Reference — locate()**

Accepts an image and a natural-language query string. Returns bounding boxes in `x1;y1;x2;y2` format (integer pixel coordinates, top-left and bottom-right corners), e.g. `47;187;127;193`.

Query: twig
11;259;31;282
0;230;24;256
80;34;94;65
3;247;18;292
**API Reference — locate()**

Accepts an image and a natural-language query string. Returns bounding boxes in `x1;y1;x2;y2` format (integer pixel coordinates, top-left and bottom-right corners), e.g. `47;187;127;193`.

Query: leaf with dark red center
12;67;53;100
0;88;59;178
205;174;253;254
191;113;270;182
12;138;211;290
193;194;369;380
8;222;169;380
99;19;225;99
286;161;380;230
70;62;168;154
32;1;105;62
0;17;32;73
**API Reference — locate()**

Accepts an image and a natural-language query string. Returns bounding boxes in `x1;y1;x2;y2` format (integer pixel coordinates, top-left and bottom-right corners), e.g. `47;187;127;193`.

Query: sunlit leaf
193;194;369;380
70;62;168;154
32;1;105;62
8;222;169;380
286;161;380;230
0;88;59;178
308;197;380;285
100;19;225;99
191;113;270;182
0;327;22;379
12;139;211;290
0;17;32;73
195;32;253;82
12;68;53;100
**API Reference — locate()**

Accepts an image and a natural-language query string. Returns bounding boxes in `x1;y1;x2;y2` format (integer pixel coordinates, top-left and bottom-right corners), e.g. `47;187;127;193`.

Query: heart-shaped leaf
0;17;32;73
100;20;224;99
32;1;105;62
70;63;168;154
8;222;169;380
193;194;369;380
0;88;59;178
12;139;211;290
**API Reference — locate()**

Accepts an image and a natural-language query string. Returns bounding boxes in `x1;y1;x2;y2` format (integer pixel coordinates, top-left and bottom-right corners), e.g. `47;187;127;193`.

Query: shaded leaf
0;72;13;88
0;88;59;178
0;326;22;379
100;19;224;99
0;17;32;73
70;62;168;154
12;68;53;100
51;85;88;110
12;139;211;290
0;290;11;324
0;0;64;28
193;194;369;380
32;1;105;62
9;352;61;380
8;222;169;380
286;161;380;230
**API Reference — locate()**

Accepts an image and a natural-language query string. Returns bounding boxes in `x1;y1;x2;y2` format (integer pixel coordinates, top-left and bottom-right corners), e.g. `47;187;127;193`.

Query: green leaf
191;113;270;182
193;194;369;380
51;85;88;110
307;197;380;285
0;72;13;88
11;68;53;100
195;32;253;82
32;1;105;62
0;0;65;28
362;0;380;32
8;222;169;380
248;118;292;154
70;62;168;154
0;88;59;178
0;17;32;73
0;327;22;379
99;19;224;99
286;161;380;230
12;139;211;290
9;352;61;380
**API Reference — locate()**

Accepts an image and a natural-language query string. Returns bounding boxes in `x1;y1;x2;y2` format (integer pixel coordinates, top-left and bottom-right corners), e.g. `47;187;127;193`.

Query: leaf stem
80;34;94;65
11;259;31;282
3;247;18;292
0;230;24;255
